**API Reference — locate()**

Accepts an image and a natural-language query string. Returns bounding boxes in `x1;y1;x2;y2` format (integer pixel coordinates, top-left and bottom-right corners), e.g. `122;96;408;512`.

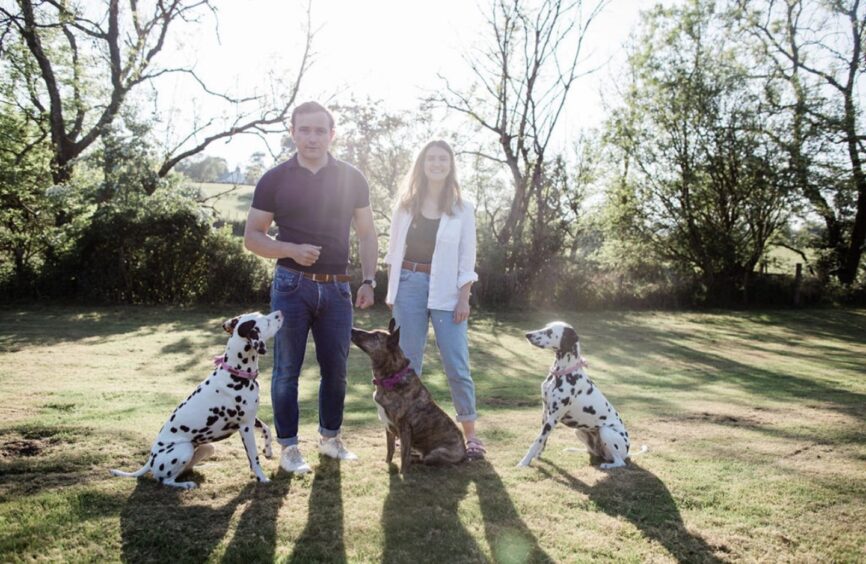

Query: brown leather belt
402;260;431;273
287;268;352;283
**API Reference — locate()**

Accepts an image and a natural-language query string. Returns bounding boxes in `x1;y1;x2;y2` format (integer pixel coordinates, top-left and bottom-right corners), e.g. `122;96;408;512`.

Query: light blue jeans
392;268;477;422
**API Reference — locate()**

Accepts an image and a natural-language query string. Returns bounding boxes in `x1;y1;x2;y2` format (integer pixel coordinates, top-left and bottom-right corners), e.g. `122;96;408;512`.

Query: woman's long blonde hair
398;140;462;216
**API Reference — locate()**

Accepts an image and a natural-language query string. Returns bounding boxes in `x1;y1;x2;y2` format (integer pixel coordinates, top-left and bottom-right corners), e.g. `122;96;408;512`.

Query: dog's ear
236;319;257;339
388;325;401;347
559;326;579;355
388;318;396;334
223;317;239;334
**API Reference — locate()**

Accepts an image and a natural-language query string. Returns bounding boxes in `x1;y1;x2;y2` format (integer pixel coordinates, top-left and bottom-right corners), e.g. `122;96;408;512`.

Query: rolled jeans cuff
456;412;478;423
277;436;299;447
319;426;340;438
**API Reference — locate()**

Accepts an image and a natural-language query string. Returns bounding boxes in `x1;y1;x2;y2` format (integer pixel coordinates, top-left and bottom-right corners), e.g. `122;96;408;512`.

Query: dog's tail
109;465;149;478
629;444;650;458
255;417;273;459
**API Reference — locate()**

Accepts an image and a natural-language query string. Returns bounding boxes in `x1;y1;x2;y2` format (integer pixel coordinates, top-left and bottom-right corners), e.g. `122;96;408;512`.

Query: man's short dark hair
291;101;335;129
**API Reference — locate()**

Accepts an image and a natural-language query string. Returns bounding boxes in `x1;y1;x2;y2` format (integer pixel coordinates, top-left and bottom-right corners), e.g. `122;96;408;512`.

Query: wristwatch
361;278;377;289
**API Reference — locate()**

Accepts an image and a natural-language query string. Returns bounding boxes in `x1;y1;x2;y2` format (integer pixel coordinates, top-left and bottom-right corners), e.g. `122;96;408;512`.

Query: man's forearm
244;231;290;260
358;230;378;279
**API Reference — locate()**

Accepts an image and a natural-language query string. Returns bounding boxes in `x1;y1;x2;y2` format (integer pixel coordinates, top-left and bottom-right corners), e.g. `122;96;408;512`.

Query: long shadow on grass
120;475;290;563
288;455;346;563
382;461;552;563
538;461;724;564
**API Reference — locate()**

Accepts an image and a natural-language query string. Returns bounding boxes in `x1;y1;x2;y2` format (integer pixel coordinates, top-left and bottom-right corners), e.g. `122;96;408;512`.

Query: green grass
1;306;865;562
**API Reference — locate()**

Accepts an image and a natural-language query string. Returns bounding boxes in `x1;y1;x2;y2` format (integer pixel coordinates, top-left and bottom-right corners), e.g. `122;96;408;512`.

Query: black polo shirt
251;153;370;274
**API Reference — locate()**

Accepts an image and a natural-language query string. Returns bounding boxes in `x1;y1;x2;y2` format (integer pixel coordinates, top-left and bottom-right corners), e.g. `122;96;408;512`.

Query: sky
158;0;651;170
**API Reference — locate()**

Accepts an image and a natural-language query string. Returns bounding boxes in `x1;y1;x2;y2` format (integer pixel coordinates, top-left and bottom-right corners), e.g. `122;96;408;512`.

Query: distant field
1;306;865;562
191;181;255;224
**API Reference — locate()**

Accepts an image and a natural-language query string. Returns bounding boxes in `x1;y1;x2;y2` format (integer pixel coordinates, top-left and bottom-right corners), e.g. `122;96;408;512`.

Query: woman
384;140;484;459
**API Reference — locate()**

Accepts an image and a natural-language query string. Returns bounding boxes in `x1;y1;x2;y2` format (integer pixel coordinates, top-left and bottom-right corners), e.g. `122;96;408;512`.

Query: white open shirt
384;200;479;310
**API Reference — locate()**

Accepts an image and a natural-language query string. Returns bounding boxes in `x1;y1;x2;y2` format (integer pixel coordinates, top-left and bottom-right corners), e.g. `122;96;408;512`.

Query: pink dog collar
213;355;258;380
550;357;588;377
373;364;411;390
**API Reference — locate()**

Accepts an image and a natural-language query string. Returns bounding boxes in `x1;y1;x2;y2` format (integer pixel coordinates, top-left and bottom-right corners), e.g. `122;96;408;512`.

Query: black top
251;153;370;274
404;214;441;264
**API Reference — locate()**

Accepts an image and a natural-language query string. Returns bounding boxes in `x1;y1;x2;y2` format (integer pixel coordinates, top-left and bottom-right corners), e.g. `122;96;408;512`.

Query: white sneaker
279;445;311;474
318;435;358;461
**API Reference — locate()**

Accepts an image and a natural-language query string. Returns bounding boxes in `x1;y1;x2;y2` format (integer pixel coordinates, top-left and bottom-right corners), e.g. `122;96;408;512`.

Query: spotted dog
518;321;644;469
110;311;283;489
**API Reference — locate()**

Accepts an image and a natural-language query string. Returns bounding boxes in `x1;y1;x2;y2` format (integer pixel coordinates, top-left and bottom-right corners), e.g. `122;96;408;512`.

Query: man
244;101;377;474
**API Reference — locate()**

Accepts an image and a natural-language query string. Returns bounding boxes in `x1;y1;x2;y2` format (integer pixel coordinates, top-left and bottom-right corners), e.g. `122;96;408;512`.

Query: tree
433;0;606;271
0;0;313;188
733;0;866;285
175;155;229;183
244;151;266;185
605;1;795;303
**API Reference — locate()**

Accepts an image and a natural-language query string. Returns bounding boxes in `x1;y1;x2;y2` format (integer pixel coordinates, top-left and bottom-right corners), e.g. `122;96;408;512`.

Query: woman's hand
453;298;470;323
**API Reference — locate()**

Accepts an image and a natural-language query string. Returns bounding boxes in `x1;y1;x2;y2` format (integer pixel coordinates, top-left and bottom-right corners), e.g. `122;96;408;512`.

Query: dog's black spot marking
171;458;177;464
583;406;596;415
239;411;245;417
157;442;164;446
587;386;594;395
158;448;165;453
242;358;249;364
235;395;242;402
244;344;251;352
614;444;619;450
159;463;164;471
167;471;172;477
565;373;578;386
542;423;552;434
562;397;571;406
170;414;175;422
159;477;164;483
205;380;209;385
600;415;607;420
244;427;250;432
238;352;243;359
180;425;189;432
170;427;177;433
206;415;219;426
227;409;237;417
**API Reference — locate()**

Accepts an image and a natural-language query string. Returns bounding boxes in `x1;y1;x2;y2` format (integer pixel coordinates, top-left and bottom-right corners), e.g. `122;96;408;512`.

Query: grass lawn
1;305;864;562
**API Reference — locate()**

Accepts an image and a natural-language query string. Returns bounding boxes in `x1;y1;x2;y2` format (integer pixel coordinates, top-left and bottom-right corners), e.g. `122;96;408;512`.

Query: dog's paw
256;476;271;484
516;461;531;468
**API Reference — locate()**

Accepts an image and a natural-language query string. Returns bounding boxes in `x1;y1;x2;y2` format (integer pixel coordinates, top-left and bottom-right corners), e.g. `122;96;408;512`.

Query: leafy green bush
197;227;270;305
65;190;269;305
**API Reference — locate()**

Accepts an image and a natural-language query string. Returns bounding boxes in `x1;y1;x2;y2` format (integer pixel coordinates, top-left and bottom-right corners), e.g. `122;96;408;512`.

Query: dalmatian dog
518;321;645;469
110;311;283;489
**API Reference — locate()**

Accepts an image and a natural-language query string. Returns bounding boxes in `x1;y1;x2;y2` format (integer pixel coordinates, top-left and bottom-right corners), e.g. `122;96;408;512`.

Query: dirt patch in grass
0;438;48;457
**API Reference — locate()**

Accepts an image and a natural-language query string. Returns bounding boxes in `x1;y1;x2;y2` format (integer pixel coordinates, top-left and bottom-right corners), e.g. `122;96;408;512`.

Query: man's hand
355;283;374;309
289;244;321;267
453;298;470;323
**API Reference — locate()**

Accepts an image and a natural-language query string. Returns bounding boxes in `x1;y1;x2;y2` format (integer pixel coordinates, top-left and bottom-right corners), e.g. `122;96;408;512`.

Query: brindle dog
351;319;466;473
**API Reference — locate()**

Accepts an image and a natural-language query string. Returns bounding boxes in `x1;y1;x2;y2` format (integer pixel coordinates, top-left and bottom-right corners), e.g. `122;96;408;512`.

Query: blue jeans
392;269;477;422
270;265;352;446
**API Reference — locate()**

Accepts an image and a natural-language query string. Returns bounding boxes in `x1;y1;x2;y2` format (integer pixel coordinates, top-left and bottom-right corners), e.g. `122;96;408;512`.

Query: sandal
465;437;486;460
